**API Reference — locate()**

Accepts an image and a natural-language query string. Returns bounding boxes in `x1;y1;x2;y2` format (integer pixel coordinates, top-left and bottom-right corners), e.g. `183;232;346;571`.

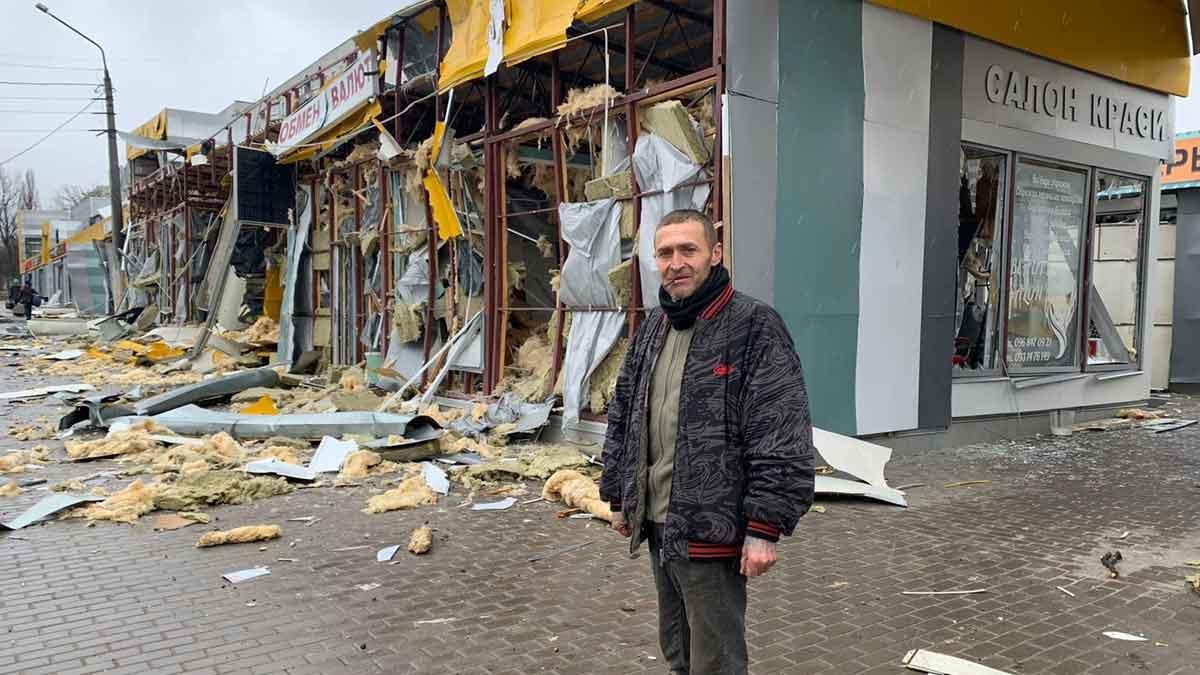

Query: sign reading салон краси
963;37;1174;162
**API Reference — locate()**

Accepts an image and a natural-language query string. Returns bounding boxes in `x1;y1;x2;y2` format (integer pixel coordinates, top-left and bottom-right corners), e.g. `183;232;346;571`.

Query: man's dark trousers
647;524;747;675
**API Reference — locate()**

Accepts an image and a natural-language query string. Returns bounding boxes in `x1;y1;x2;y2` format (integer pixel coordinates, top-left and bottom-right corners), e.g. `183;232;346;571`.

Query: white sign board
273;50;378;156
962;37;1174;161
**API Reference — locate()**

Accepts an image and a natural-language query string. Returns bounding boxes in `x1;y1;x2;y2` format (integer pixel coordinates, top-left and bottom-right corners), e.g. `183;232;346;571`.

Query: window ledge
1094;369;1143;382
1011;373;1090;390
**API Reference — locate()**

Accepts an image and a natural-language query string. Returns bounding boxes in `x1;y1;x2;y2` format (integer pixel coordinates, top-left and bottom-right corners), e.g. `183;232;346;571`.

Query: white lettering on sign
984;63;1167;142
272;50;378;156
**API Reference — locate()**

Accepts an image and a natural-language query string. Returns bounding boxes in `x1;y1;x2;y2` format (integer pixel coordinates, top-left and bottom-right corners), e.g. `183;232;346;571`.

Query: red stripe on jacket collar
699;283;734;321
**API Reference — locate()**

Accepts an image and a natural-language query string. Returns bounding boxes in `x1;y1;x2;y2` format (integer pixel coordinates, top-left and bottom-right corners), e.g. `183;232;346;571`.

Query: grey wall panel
729;93;778;304
917;25;963;430
1170;188;1200;385
727;0;779;103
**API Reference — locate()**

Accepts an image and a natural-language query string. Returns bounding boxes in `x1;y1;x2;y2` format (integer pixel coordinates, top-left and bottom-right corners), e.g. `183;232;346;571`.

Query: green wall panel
775;0;863;434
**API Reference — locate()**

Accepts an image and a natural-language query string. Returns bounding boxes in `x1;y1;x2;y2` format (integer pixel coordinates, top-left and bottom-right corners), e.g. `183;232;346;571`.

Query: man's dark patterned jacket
599;284;815;562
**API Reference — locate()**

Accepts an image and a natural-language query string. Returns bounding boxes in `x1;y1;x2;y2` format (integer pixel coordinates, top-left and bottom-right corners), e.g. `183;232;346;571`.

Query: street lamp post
35;3;125;257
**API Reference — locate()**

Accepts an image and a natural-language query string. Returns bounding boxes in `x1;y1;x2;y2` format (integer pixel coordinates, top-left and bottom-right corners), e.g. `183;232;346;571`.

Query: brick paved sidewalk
2;358;1199;674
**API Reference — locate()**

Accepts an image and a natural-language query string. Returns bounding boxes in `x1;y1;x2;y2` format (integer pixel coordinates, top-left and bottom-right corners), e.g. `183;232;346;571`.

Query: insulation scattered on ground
589;338;628;414
340;450;390;479
497;333;555;402
1118;408;1162;420
8;421;57;442
0;450;36;473
339;369;366;392
364;474;437;514
66;424;168;461
50;479;87;492
31;355;203;387
419;403;464;427
440;435;503;460
523;446;593;479
256;446;302;465
196;524;282;548
71;479;159;524
330;390;384;412
543;470;612;522
222;316;279;345
265;436;311;450
152;512;207;531
408;525;433;554
122;431;244;474
0;480;20;497
154;471;293;511
456;461;530;490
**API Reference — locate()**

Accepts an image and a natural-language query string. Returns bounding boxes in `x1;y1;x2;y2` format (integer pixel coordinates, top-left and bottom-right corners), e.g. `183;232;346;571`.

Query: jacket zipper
630;317;666;558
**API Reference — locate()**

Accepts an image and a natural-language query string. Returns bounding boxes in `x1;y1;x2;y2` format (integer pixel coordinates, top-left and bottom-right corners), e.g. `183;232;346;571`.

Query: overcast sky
4;4;1200;208
0;0;398;206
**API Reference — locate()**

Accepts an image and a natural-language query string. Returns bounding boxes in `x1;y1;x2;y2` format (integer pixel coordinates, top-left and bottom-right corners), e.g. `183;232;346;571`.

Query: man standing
600;209;814;675
15;280;37;321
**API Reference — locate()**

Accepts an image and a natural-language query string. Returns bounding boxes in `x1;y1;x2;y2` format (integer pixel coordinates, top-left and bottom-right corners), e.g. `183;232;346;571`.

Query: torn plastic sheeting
558;198;625;427
244;458;317;482
309;436;359;474
1;493;105;530
421;461;450;495
631;133;710;310
445;394;553;437
114;405;439;441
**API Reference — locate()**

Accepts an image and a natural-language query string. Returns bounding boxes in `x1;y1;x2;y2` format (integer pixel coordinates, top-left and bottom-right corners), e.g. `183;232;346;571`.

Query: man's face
654;219;722;301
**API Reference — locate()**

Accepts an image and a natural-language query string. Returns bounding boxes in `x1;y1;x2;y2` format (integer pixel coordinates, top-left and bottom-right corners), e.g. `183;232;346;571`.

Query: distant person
15;280;37;321
601;209;815;674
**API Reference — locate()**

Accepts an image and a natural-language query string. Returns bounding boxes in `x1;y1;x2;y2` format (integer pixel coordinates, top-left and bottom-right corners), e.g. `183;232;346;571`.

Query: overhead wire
0;61;101;72
0;98;97;167
0;80;100;86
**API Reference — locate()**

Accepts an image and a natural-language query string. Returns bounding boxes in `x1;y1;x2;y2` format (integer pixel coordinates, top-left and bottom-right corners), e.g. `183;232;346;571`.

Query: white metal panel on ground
856;3;932;435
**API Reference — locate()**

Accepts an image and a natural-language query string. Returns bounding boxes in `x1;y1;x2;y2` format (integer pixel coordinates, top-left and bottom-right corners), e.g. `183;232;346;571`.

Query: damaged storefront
113;0;727;436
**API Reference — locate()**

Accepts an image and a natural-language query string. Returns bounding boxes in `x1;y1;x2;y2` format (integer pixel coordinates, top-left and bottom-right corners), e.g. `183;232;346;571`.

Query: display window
953;145;1149;376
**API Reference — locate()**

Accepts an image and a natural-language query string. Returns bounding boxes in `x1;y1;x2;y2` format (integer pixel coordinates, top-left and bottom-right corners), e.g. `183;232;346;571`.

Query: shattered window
953;146;1007;374
1086;173;1147;369
1005;158;1089;371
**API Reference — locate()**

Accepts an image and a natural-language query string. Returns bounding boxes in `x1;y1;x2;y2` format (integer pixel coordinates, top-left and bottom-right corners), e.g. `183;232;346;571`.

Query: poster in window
1006;160;1088;369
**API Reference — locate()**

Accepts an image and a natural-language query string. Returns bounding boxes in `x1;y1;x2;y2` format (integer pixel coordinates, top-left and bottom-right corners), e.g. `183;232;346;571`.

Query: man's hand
740;537;777;577
611;511;632;538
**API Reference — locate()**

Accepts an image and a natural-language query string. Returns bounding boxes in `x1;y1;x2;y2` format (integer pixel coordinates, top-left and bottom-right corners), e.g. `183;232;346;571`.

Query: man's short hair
657;209;717;247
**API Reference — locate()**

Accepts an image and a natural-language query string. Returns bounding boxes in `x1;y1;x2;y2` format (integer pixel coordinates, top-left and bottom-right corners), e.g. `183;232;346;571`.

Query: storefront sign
964;38;1174;161
273;50;377;156
1162;133;1200;185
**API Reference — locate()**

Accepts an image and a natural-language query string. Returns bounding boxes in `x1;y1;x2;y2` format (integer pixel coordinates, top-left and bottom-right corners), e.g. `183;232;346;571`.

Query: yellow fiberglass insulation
408;525;433;554
0;451;33;473
363;475;437;514
339;450;382;478
50;479;87;492
542;470;612;522
256;446;301;465
0;480;20;497
72;479;159;524
66;429;163;461
195;524;282;548
523;445;592;479
588;338;629;414
153;471;293;512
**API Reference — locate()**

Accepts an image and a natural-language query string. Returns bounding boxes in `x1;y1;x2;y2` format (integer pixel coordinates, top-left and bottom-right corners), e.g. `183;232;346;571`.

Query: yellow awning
126;110;168;161
279;100;384;165
438;0;491;94
576;0;636;24
503;0;578;66
424;169;463;239
354;15;395;52
868;0;1191;96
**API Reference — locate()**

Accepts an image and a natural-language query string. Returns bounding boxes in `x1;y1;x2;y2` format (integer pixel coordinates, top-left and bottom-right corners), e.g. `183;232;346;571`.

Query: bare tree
0;168;20;282
55;183;110;211
18;169;38;211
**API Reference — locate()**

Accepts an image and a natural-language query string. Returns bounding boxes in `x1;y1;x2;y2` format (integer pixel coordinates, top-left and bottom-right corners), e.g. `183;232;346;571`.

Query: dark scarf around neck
658;264;730;330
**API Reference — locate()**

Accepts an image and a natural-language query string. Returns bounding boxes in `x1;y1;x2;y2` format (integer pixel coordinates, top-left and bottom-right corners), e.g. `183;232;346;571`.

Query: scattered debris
1117;531;1131;540
0;382;95;402
244;458;317;482
943;480;992;488
421;462;450;495
197;524;282;548
152;512;209;531
0;493;104;530
408;525;433;554
810;505;826;514
1101;631;1148;642
356;583;381;592
528;540;593;563
1117;408;1161;420
222;567;271;584
472;497;516;511
0;480;20;497
377;544;401;562
307;436;359;473
364;475;437;514
901;649;1014;674
1185;573;1200;595
813;429;907;506
901;589;987;596
1142;419;1198;433
1101;550;1123;579
331;545;371;552
542;470;611;522
154;471;293;511
1056;586;1076;598
68;479;158;523
339;450;384;478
